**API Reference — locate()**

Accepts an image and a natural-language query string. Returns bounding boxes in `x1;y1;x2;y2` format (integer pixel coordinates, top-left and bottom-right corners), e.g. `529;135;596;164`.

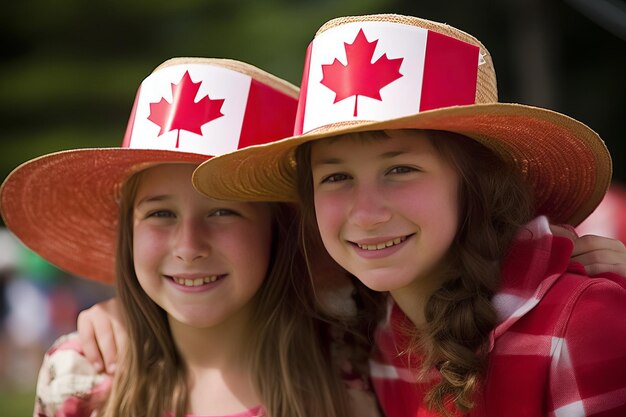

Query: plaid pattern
371;216;626;417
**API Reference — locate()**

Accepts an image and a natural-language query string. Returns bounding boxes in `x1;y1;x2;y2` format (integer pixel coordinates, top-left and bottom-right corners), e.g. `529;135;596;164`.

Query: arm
549;278;626;416
34;333;111;417
76;298;126;374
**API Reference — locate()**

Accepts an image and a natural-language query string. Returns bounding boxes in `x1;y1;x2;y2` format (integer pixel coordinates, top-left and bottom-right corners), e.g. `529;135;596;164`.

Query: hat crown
318;14;498;103
295;14;498;135
122;57;298;156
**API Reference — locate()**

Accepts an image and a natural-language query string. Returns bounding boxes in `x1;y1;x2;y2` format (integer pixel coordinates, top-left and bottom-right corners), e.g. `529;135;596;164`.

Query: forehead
135;163;197;188
139;163;197;179
310;130;437;160
132;162;274;218
130;163;198;204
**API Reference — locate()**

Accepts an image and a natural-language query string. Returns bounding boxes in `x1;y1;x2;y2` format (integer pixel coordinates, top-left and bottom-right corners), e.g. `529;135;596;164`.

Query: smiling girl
1;58;368;417
194;14;626;417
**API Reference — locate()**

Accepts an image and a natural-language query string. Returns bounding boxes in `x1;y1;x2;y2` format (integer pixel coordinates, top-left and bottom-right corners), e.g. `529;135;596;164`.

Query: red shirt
371;216;626;416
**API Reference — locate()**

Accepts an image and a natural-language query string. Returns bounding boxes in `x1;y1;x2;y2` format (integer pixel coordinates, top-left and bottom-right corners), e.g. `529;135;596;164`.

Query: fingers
76;298;125;374
77;309;105;372
568;234;626;277
110;314;128;362
571;234;626;258
550;223;578;242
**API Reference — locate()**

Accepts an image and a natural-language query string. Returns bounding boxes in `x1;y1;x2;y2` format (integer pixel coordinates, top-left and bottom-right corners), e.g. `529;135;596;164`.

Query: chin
354;274;396;292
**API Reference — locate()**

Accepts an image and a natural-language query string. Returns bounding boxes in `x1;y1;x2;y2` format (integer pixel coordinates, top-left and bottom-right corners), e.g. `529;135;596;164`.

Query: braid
414;131;533;414
421;231;501;412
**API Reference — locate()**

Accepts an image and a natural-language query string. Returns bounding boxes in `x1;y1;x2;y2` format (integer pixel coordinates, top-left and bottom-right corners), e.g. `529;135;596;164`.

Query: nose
173;217;210;262
348;183;391;229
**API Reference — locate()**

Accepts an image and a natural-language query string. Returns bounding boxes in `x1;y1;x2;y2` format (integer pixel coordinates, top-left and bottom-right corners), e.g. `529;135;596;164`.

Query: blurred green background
1;0;624;415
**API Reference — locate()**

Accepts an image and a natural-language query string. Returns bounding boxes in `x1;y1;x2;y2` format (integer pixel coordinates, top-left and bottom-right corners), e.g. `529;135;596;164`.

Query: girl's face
132;164;272;330
310;131;460;296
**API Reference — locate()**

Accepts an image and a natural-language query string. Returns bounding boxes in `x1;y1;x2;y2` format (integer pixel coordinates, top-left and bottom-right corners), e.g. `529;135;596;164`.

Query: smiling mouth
170;275;224;287
354;235;409;251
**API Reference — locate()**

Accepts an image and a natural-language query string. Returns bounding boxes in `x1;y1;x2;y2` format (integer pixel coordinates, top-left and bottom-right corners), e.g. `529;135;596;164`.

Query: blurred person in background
0;229;115;391
577;183;626;246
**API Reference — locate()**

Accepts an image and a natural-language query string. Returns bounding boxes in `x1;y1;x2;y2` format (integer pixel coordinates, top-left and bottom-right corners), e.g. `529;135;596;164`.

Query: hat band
295;21;480;135
122;63;297;156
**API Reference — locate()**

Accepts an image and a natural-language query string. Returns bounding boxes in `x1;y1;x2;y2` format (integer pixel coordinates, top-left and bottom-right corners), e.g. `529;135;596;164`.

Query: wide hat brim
193;102;611;227
1;148;210;284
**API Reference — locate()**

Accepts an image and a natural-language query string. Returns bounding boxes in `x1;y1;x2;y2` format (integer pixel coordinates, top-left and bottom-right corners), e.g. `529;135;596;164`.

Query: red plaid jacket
371;216;626;416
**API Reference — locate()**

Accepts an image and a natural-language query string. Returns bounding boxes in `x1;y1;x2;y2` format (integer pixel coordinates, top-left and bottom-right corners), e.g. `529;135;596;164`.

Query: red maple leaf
321;29;404;117
148;71;225;148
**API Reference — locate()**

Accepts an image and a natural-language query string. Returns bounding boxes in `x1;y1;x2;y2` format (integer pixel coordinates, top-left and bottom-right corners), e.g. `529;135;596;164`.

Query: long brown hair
296;130;534;415
295;141;386;384
99;166;351;417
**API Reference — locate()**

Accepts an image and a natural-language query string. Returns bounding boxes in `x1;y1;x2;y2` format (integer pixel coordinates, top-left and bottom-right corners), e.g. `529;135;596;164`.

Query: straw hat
193;14;611;226
0;57;298;284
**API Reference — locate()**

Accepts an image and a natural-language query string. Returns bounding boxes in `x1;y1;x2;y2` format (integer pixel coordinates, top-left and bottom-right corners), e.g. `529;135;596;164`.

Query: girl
1;58;368;417
296;129;626;416
192;15;626;416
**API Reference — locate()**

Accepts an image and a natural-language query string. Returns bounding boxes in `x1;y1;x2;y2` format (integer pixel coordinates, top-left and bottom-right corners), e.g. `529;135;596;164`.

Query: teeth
357;236;406;251
173;276;220;287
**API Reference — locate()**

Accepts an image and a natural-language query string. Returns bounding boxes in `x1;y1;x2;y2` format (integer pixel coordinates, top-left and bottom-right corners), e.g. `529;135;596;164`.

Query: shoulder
490;270;626;360
554;272;626;352
551;271;626;326
34;332;111;417
522;269;626;338
486;274;626;416
548;274;626;416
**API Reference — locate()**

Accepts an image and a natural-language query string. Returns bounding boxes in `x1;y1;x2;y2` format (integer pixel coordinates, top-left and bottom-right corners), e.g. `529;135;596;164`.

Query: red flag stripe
294;42;314;136
122;85;142;148
239;79;298;149
420;30;479;112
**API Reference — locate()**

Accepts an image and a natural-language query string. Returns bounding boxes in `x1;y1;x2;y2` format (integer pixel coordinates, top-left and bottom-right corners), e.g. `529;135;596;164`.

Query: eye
148;209;175;219
210;208;239;217
320;172;351;184
387;165;417;175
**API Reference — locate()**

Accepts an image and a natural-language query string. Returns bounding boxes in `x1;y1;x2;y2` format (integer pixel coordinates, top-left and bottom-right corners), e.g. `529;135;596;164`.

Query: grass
0;389;35;417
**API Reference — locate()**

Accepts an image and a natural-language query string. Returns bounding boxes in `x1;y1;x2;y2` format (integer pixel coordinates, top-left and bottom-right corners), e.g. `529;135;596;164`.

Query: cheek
132;226;166;272
417;179;460;242
314;193;344;243
437;177;460;230
396;178;459;233
244;253;270;294
314;193;352;269
225;223;272;278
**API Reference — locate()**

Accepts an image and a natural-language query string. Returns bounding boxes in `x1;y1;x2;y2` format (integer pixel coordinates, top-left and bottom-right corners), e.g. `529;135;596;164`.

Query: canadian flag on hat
123;63;294;156
296;21;482;135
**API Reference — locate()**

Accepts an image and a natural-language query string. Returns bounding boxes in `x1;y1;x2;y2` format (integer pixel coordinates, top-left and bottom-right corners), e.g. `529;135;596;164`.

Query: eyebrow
312;150;408;166
135;194;171;207
312;157;343;166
